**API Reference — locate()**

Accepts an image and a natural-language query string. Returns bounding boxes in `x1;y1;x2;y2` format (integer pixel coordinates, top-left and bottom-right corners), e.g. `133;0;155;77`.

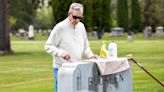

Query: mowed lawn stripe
0;77;53;88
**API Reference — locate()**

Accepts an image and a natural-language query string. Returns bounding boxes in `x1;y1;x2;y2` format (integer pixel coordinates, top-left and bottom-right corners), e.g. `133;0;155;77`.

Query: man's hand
61;52;71;60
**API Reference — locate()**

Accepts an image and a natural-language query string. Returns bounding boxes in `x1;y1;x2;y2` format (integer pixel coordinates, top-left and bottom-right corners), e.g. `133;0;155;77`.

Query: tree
9;0;38;31
0;0;39;55
131;0;142;32
101;0;112;32
0;0;12;55
83;0;93;32
34;2;54;29
143;0;164;27
117;0;129;31
51;0;85;25
92;0;103;39
142;0;154;26
51;0;72;24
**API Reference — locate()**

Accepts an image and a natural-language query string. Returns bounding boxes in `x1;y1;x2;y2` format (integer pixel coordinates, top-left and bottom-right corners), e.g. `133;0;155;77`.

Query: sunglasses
72;15;82;20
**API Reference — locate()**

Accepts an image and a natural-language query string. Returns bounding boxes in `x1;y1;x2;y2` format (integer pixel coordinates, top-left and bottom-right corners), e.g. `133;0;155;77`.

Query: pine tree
92;0;103;39
102;0;111;32
131;0;142;32
51;0;72;24
83;0;93;32
117;0;129;31
9;0;38;30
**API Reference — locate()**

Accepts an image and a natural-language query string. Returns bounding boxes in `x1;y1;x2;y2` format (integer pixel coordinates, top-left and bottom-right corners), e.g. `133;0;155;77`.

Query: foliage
130;0;142;32
141;0;164;27
51;0;72;24
101;0;112;32
92;0;103;39
91;0;112;38
6;0;164;33
117;0;129;31
34;5;54;29
9;0;38;31
83;0;93;31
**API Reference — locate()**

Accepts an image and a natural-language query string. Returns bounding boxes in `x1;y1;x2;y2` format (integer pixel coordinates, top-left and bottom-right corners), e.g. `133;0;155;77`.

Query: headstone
127;31;133;42
48;29;52;36
87;32;92;39
38;29;42;33
110;27;124;37
28;25;35;40
10;32;12;36
18;28;26;39
42;30;47;36
143;26;152;39
58;60;132;92
0;51;4;55
155;26;164;37
92;31;98;40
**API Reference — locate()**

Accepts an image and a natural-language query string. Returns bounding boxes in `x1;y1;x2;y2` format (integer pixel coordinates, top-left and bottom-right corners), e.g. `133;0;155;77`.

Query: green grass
0;41;53;92
0;37;164;92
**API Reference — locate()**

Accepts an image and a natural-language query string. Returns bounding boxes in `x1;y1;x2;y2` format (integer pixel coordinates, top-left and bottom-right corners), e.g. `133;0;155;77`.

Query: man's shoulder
56;20;66;27
77;22;85;28
53;20;66;30
78;22;84;26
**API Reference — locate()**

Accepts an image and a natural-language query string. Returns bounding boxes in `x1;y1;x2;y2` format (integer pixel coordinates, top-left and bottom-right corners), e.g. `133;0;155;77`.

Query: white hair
68;3;84;14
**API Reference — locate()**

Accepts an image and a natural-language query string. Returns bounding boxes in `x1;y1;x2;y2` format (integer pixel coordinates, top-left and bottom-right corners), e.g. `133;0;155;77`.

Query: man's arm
45;26;72;60
82;25;98;59
45;26;64;57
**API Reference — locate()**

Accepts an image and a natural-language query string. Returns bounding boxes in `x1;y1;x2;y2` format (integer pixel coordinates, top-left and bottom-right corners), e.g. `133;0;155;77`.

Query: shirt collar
66;17;79;29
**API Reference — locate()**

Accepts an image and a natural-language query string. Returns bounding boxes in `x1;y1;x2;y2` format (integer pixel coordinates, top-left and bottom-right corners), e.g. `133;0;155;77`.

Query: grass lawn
0;39;164;92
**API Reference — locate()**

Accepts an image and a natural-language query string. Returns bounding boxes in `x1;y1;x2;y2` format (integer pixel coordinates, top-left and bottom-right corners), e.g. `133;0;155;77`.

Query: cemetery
0;0;164;92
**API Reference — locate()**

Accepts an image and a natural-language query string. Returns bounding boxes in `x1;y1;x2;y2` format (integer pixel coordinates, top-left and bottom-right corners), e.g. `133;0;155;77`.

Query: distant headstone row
110;26;164;37
15;25;52;39
110;27;124;36
16;25;35;40
14;25;163;40
144;26;164;38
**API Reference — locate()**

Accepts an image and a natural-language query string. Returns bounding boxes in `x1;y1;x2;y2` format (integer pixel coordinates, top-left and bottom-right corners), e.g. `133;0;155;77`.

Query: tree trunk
0;0;12;55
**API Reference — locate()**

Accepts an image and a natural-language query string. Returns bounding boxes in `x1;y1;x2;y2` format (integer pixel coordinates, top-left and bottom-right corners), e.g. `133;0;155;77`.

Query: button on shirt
45;18;94;68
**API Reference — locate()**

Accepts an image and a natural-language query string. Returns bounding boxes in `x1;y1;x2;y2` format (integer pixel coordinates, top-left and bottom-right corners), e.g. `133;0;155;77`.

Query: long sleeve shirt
45;18;94;68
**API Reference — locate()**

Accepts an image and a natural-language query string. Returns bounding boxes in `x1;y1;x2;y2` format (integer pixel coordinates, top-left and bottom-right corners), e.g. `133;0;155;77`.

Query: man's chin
73;23;78;26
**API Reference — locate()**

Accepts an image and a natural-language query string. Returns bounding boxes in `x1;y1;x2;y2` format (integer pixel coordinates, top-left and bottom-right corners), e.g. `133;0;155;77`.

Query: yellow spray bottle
100;41;108;58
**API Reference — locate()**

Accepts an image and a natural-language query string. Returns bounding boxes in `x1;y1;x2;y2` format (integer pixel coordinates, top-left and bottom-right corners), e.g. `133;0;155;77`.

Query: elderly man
45;3;97;92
